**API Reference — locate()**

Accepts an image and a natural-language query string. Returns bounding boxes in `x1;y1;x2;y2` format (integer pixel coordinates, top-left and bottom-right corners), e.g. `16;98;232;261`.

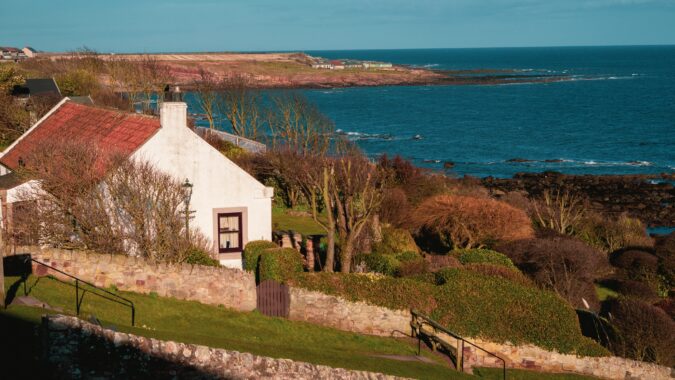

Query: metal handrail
411;309;506;379
28;257;135;326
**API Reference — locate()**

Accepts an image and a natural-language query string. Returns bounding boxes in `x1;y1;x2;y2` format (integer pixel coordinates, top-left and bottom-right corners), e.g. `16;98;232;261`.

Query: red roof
0;101;161;170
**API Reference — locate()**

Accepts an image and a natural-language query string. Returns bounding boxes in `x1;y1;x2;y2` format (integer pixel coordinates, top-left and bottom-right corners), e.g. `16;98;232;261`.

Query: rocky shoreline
482;172;675;227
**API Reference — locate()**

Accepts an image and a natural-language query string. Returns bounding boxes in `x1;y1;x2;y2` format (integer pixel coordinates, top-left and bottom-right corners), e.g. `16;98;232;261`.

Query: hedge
184;248;220;267
243;240;278;271
289;269;609;357
373;226;420;254
354;253;400;276
258;248;304;283
451;249;516;269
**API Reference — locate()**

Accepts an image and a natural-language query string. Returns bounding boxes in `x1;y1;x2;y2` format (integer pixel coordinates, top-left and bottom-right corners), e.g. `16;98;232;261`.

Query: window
217;212;242;253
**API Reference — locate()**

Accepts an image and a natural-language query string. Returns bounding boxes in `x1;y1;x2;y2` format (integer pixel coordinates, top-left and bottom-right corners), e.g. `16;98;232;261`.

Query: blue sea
192;46;675;178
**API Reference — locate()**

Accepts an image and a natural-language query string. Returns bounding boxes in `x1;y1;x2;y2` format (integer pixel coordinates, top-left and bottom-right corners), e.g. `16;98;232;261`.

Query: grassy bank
2;275;597;379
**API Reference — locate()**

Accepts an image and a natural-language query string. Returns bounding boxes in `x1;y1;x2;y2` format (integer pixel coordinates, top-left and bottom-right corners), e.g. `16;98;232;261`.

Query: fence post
0;249;4;308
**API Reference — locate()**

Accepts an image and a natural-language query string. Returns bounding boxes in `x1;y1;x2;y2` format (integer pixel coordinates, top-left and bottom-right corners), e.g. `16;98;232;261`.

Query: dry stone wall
26;247;256;311
43;314;406;380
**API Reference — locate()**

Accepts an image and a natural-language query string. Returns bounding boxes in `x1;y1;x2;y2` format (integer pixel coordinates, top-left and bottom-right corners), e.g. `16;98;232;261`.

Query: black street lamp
182;178;194;242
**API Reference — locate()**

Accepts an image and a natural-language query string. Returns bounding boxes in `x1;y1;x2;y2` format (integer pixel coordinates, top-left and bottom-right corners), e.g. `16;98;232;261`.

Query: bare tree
268;92;335;155
532;189;584;235
332;155;387;273
218;75;261;139
192;68;221;129
15;137;208;262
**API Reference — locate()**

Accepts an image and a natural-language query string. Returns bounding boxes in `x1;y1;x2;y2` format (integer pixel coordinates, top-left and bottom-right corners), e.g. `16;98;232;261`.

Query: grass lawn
1;275;598;379
595;284;619;301
272;206;326;235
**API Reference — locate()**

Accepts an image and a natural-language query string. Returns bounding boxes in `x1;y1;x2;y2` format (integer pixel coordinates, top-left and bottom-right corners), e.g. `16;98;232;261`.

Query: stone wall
433;332;673;380
289;288;672;380
288;287;411;337
42;314;405;380
27;247;256;312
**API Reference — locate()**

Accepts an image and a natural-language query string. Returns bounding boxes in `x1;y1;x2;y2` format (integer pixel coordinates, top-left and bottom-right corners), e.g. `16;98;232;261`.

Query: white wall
133;102;273;269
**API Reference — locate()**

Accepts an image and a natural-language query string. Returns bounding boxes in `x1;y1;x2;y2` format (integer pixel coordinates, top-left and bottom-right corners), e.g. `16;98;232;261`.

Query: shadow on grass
0;311;46;379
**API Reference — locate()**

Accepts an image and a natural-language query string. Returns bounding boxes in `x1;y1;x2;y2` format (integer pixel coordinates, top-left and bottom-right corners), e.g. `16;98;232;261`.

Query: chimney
160;100;187;131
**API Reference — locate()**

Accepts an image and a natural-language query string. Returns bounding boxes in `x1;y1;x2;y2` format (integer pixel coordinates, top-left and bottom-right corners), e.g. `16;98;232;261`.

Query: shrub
463;263;532;287
413;194;534;250
379;187;411;228
655;232;675;289
395;251;423;263
397;260;429;277
497;236;609;310
243;240;278;271
290;269;608;357
424;254;462;272
611;249;659;273
184;248;220;267
258;248;304;283
604;298;675;366
353;253;400;276
613;279;661;303
577;212;653;254
372;226;420;255
451;248;516;269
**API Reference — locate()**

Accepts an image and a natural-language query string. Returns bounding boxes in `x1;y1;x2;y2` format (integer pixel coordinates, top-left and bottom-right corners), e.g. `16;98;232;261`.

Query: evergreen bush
258;248;304;283
243;240;278;271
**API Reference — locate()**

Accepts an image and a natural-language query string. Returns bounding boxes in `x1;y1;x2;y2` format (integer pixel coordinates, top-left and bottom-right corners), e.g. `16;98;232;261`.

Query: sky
2;0;675;52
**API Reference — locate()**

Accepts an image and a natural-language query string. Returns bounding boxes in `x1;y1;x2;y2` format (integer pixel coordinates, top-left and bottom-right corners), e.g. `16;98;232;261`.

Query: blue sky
2;0;675;52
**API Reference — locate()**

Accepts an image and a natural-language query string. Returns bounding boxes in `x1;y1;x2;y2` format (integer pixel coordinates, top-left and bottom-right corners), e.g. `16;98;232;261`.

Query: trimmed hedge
452;249;516;269
462;263;532;287
243;240;278;271
289;269;609;357
258;248;304;283
354;253;400;276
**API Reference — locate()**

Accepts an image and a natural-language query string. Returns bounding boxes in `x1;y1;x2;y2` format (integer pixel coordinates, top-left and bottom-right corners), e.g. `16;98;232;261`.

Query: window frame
217;212;243;253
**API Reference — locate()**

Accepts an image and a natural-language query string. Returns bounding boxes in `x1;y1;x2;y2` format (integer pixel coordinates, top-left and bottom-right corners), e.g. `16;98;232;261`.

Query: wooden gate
256;280;290;318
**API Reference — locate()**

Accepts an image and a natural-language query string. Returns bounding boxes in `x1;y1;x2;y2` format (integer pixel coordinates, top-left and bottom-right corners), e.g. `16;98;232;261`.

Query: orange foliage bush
412;195;534;249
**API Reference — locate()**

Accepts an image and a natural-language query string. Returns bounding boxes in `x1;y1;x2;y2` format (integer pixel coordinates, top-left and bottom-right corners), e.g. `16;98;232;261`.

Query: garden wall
26;247;256;312
288;288;411;337
288;289;671;380
42;314;403;379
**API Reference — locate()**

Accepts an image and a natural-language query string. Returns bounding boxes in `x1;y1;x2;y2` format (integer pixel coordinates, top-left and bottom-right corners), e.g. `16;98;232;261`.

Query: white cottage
0;98;273;268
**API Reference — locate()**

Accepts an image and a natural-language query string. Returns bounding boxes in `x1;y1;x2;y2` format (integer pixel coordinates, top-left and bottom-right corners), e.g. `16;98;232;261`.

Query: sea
188;46;675;179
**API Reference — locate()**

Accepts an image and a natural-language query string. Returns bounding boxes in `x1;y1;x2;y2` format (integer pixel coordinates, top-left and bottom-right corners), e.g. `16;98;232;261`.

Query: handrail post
131;305;135;326
75;279;80;316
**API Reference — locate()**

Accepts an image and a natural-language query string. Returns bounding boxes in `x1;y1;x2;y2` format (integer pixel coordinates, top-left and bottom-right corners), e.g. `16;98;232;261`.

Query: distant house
0;97;274;268
311;62;332;69
1;47;23;60
330;60;345;70
343;60;363;69
22;46;38;58
363;61;393;69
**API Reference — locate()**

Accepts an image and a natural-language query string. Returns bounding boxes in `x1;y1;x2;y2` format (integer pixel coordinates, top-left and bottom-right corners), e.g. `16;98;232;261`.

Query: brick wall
42;314;405;380
27;247;256;312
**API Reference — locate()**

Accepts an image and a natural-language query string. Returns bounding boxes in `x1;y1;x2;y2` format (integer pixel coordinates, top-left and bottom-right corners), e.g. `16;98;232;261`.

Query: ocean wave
335;129;394;140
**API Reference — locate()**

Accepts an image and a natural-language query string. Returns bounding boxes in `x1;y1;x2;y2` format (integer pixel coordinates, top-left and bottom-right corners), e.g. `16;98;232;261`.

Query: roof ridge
64;100;160;120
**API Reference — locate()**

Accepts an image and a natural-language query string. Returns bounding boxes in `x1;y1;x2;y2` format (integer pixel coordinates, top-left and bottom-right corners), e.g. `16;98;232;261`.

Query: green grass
595;284;619;301
272;206;326;235
2;275;458;379
1;276;598;379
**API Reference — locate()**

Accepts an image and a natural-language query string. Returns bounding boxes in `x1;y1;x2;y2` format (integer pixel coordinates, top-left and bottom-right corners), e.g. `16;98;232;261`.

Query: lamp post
182;178;194;242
